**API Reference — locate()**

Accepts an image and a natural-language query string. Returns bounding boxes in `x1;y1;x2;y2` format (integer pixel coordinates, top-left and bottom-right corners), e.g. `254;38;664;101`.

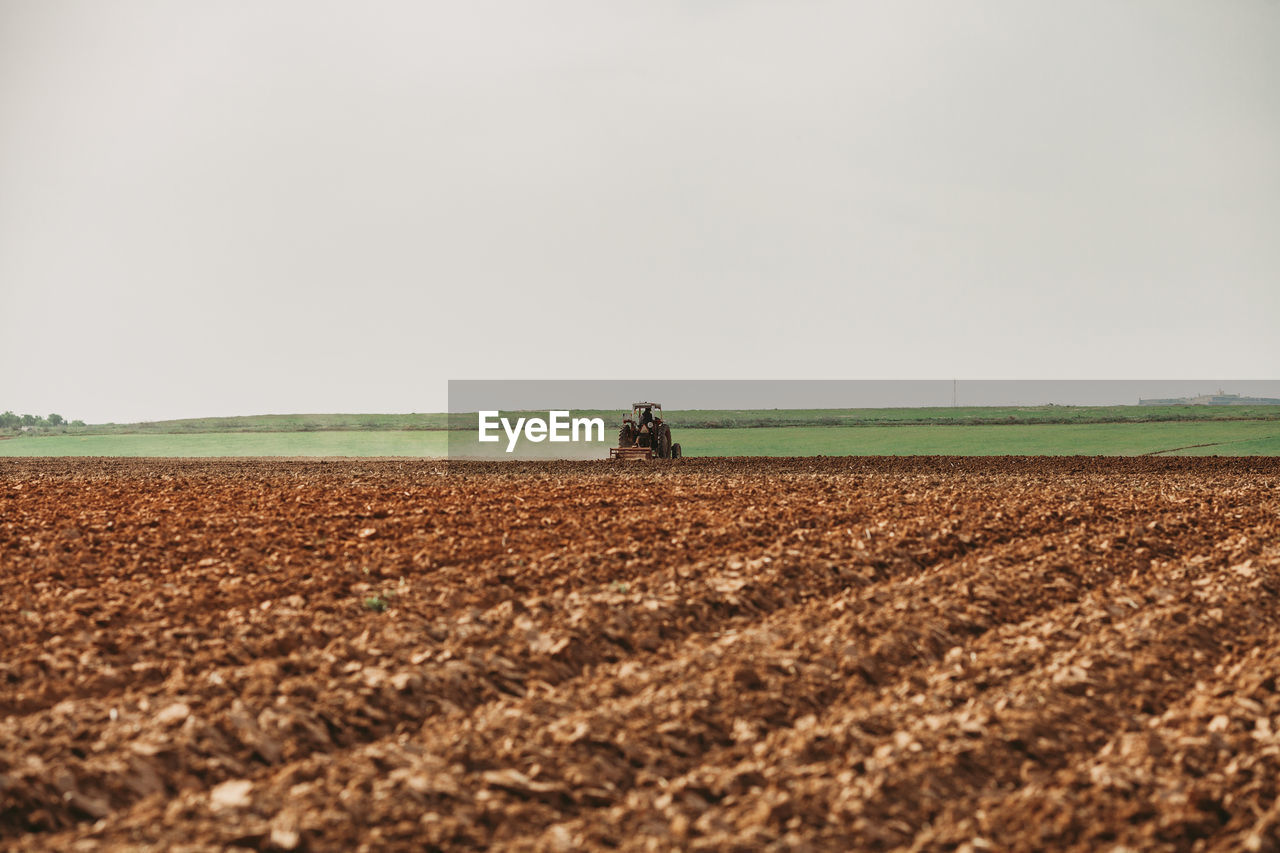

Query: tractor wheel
619;424;633;446
671;442;681;459
659;427;672;459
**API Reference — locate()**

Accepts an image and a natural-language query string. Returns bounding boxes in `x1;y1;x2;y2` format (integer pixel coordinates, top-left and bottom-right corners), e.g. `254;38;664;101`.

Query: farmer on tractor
610;403;681;460
636;406;654;444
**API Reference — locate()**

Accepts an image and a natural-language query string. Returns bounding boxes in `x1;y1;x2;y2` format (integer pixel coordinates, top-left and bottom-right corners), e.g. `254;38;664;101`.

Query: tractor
609;402;682;460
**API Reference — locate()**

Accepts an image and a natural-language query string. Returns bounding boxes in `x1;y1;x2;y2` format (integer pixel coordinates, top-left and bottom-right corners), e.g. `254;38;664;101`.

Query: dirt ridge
2;458;1277;851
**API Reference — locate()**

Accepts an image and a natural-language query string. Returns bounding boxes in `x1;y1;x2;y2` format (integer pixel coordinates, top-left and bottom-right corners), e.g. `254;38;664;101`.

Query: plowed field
2;457;1279;852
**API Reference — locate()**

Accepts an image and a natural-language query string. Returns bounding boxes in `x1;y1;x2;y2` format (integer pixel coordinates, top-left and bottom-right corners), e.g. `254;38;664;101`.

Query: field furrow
1;457;1277;851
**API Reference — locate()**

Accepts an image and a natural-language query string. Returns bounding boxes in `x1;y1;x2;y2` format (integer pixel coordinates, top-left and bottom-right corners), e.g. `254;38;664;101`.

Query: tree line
0;412;86;429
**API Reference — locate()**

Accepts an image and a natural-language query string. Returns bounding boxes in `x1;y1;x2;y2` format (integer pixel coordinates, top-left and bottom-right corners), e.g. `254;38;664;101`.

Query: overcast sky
449;381;1280;413
2;1;1277;422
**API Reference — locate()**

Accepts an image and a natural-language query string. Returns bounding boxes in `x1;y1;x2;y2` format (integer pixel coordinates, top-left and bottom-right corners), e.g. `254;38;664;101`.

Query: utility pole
952;379;957;408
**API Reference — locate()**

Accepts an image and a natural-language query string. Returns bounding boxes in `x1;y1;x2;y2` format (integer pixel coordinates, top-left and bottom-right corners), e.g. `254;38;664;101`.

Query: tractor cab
631;402;660;430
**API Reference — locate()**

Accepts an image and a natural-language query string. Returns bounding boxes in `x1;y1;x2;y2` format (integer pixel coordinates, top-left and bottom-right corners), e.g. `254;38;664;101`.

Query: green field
603;404;1280;428
448;421;1280;458
0;432;449;457
7;404;1280;439
23;412;451;435
1165;435;1280;456
679;422;1280;457
6;420;1278;457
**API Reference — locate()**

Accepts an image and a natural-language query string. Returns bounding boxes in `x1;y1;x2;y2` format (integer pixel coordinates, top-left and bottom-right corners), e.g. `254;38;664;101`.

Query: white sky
2;1;1277;422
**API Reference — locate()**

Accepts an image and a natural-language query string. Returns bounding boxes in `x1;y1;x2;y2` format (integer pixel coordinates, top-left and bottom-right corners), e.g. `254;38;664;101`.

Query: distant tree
20;414;39;427
0;411;18;429
70;419;86;427
47;413;64;426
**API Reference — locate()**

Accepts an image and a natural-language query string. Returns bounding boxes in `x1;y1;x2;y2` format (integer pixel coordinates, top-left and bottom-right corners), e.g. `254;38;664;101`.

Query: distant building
1139;390;1280;406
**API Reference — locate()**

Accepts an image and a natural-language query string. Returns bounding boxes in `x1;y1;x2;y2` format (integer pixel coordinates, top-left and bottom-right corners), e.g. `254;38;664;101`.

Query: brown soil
2;457;1278;852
